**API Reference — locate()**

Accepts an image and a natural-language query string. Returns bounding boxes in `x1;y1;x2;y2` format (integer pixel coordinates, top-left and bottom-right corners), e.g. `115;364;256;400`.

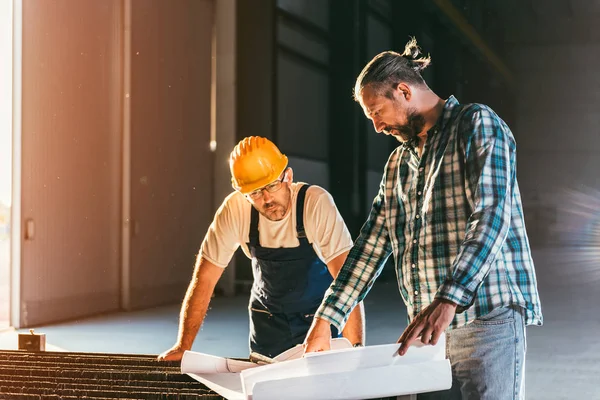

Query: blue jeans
419;306;527;400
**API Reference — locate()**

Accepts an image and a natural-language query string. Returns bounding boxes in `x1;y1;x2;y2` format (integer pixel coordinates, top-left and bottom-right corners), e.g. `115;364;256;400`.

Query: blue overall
247;184;339;357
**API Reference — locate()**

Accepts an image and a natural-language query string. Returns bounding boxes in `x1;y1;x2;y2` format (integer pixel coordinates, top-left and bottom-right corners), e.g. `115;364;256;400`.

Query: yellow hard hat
230;136;288;194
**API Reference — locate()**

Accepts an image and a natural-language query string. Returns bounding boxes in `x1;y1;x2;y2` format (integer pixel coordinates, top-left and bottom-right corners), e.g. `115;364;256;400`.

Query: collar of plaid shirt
316;95;543;331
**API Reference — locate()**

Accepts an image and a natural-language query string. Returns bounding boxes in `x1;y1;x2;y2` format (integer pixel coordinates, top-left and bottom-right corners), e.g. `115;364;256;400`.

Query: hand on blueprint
158;344;188;361
302;317;332;354
396;298;457;356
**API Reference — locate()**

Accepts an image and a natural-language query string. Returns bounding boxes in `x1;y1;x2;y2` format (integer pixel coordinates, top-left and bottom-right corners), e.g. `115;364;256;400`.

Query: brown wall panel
129;0;214;308
20;0;123;327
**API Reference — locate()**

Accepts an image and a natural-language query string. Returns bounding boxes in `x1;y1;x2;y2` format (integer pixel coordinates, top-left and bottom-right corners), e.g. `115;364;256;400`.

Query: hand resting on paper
302;317;333;355
158;344;187;361
396;298;457;356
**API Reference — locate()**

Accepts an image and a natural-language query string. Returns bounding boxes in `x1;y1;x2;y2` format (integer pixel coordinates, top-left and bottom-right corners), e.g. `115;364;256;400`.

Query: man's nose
373;119;385;133
261;190;274;202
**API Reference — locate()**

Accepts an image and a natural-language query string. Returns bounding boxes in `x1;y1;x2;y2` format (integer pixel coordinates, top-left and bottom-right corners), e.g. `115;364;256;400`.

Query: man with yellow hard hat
158;136;364;360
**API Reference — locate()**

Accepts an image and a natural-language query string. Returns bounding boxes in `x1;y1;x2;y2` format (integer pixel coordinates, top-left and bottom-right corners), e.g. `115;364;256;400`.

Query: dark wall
232;0;517;288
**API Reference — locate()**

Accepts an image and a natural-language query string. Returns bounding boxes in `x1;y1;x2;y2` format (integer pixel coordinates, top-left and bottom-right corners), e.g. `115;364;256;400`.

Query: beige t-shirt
200;183;353;268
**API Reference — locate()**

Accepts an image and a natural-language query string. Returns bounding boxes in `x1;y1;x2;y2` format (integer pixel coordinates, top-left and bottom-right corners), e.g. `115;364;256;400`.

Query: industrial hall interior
0;0;599;399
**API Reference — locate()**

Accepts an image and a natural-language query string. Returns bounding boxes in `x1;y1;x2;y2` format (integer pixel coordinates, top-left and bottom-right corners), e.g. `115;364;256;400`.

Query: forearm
320;225;392;332
176;258;223;349
319;239;391;331
177;282;211;348
318;172;393;330
341;301;365;346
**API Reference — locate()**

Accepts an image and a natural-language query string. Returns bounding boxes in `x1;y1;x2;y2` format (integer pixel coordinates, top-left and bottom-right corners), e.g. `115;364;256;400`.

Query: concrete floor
1;247;600;399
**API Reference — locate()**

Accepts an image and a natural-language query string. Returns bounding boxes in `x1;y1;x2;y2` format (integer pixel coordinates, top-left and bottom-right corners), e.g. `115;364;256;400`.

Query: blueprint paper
181;351;258;374
182;336;450;400
241;336;448;399
273;337;352;362
251;360;450;400
181;337;352;374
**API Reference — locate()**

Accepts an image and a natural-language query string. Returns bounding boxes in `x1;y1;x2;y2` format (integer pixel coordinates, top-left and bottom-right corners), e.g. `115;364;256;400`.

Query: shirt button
415;214;420;219
418;167;424;172
414;290;419;295
417;191;422;195
413;239;417;244
411;264;416;269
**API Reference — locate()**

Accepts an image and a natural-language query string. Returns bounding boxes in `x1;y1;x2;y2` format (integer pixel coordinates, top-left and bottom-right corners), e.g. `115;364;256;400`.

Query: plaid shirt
316;96;543;330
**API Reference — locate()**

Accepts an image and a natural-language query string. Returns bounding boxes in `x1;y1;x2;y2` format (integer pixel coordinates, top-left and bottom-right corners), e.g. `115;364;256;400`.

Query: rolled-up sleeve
316;167;394;331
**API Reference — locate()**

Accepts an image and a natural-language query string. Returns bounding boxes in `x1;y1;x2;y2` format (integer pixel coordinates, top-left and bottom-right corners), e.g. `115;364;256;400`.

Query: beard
260;200;289;221
257;187;291;221
383;108;426;143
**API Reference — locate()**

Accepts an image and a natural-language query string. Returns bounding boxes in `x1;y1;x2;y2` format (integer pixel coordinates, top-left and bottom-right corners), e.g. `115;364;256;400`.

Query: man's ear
285;167;294;182
396;82;412;101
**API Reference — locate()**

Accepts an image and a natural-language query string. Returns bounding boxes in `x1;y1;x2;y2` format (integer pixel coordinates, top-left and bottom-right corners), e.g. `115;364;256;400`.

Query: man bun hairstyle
354;37;431;101
403;37;431;71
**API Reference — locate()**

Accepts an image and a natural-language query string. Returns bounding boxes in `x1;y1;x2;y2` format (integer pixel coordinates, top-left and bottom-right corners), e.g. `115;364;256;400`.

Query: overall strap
249;206;260;246
296;184;311;239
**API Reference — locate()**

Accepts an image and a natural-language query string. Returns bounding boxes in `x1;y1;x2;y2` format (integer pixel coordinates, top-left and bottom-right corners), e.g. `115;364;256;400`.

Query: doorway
0;0;13;329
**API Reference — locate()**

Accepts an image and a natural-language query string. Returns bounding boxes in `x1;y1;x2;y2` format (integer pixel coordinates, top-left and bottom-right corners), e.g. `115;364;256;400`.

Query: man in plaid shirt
304;38;542;399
